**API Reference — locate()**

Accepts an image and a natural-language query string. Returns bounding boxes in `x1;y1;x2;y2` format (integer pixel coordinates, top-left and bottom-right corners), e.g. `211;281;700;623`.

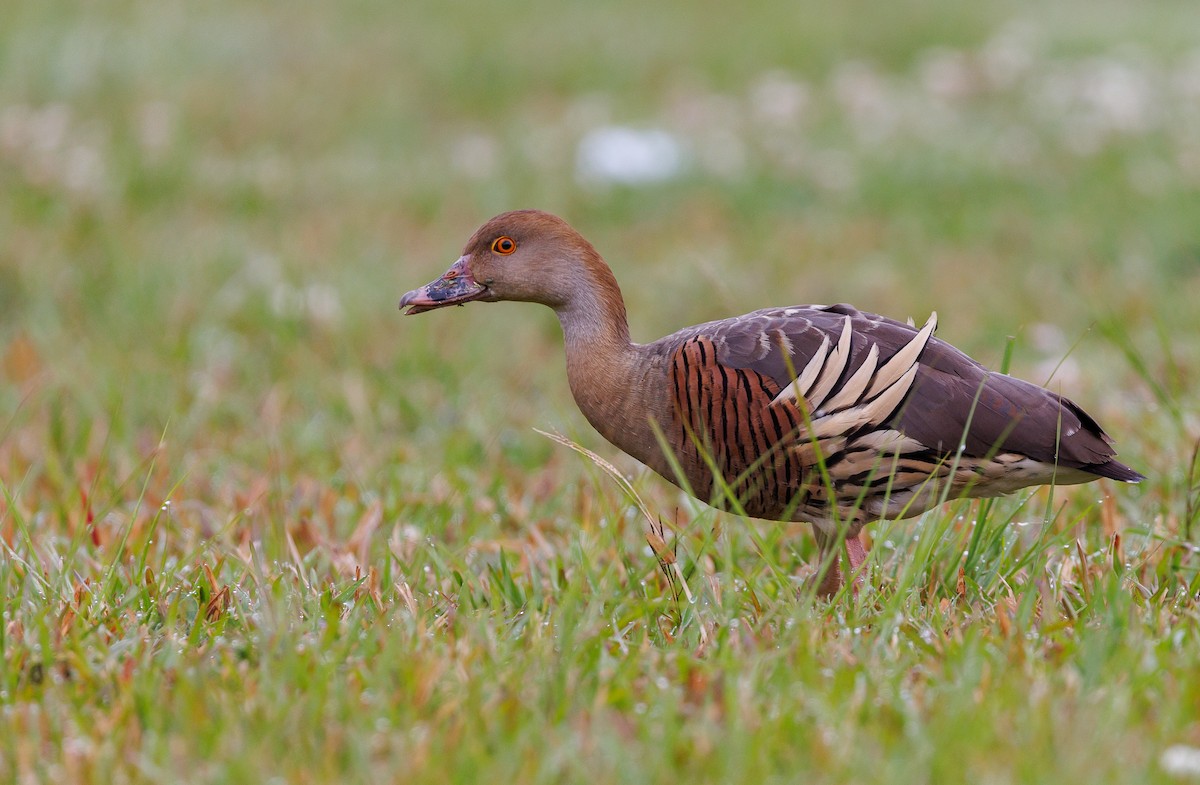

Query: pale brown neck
552;255;631;354
552;260;672;472
555;261;635;407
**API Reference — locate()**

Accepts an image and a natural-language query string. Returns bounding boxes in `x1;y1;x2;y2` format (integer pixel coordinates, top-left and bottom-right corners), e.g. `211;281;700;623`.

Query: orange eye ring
491;236;516;255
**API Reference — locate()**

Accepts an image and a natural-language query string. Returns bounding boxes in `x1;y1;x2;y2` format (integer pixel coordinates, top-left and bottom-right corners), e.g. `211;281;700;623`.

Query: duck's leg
812;525;844;597
845;531;869;589
811;524;868;598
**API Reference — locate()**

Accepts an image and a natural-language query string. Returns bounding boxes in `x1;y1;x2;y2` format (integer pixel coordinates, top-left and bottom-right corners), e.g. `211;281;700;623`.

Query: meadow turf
2;0;1200;782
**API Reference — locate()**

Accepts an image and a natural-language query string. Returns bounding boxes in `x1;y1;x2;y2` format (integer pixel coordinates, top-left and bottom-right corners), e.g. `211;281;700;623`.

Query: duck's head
400;210;609;315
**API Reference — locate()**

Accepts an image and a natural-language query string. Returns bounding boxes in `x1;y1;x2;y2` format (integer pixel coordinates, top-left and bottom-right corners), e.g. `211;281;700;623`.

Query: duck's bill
399;257;487;315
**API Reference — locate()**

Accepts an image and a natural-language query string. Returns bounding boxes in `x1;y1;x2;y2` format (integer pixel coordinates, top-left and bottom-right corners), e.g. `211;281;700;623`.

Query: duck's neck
553;262;668;469
556;275;630;355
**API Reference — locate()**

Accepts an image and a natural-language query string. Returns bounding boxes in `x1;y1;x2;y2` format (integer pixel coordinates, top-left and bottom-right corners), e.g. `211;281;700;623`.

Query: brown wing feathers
668;303;1141;521
721;305;1138;476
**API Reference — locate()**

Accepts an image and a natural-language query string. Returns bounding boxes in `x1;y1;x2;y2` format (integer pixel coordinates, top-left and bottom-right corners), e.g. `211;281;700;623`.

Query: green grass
3;0;1200;782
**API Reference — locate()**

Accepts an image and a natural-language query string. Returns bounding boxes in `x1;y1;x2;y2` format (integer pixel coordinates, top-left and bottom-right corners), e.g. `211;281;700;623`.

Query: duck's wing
702;303;1141;482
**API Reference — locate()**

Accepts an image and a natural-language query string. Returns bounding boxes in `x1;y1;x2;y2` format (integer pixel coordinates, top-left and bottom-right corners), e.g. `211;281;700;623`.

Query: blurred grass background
2;0;1200;782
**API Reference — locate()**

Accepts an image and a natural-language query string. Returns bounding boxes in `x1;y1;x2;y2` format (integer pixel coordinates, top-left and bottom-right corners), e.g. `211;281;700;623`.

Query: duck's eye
491;236;516;255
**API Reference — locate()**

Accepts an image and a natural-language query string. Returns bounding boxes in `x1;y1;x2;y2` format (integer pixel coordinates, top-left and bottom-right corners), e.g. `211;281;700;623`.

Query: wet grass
2;0;1199;782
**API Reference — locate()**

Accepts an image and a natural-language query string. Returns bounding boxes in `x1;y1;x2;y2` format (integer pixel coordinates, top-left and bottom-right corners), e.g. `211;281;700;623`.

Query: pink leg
845;534;868;587
812;527;843;598
811;527;868;598
815;550;843;598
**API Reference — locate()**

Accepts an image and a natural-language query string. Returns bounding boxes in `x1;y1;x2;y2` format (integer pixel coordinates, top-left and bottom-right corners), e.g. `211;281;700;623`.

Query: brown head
399;211;628;335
